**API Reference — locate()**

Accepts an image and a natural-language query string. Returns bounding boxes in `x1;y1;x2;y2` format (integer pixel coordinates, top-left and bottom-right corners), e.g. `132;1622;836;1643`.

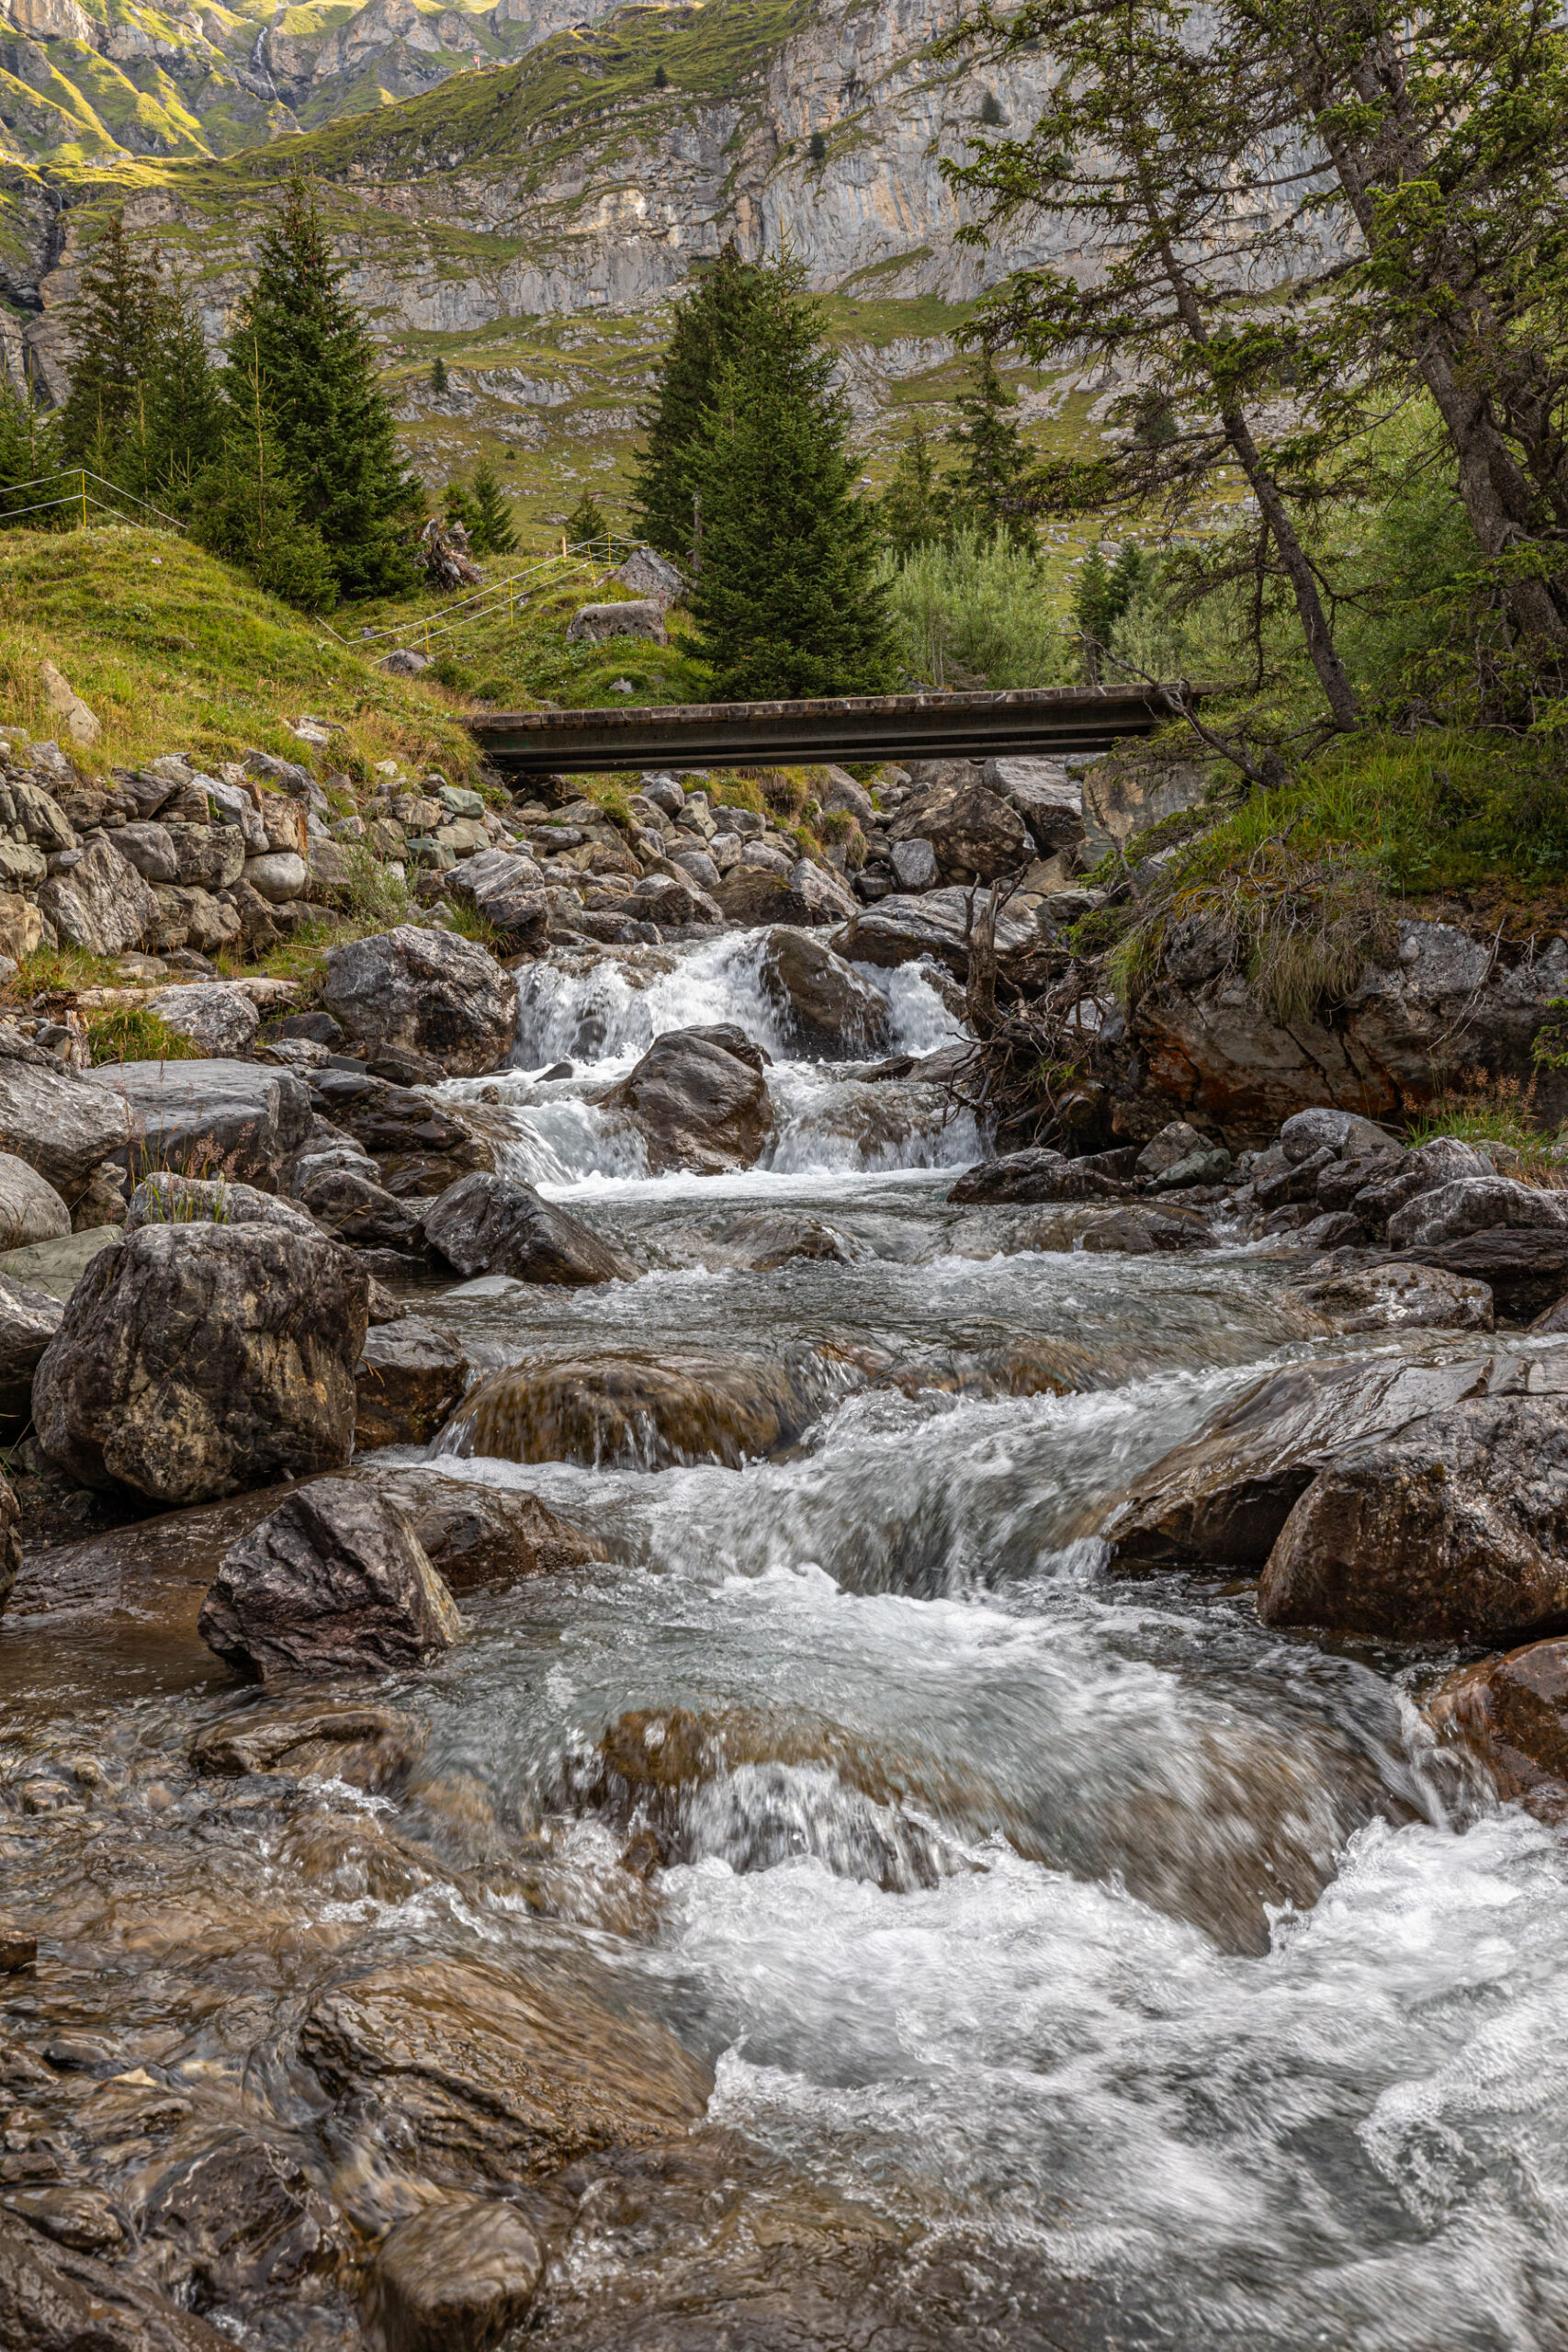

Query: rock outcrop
89;1060;313;1193
422;1170;629;1283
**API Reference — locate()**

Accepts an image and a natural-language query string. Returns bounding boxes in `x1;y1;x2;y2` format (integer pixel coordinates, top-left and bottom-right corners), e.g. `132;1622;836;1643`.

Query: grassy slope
0;525;482;777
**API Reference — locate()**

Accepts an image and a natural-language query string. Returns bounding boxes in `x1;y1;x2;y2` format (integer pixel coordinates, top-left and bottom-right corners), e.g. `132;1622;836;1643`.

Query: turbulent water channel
6;933;1568;2350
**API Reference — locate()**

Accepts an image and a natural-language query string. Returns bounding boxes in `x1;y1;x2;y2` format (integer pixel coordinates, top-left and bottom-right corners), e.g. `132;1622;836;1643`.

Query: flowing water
6;933;1568;2349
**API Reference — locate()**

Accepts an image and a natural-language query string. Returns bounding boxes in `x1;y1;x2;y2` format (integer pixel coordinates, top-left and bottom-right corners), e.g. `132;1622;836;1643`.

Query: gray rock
145;983;260;1059
818;767;875;824
948;1148;1134;1205
1353;1136;1495;1235
0;1150;70;1249
1103;1355;1494;1570
566;598;667;644
112;820;178;883
370;2196;543;2352
890;836;938;891
887;776;1031;884
355;1318;470;1448
126;1173;322;1237
299;1162;424;1250
198;1479;461;1681
321;925;517;1076
981;756;1085;854
1286;1260;1495;1332
1280;1105;1396;1163
447;847;547;942
0;1226;121;1298
756;926;890;1057
1386;1173;1568;1250
739;839;794;876
423;1170;628;1283
243;851;308;903
838;887;1037;978
89;1059;312;1192
33;1223;369;1505
603;1026;773;1176
670;846;722;894
0;1043;130;1197
168;823;246;892
0;1271;62;1419
1148;1145;1234;1192
37;834;161;956
1258;1384;1568;1643
628;871;723;927
1134;1120;1209;1179
637;773;685;817
1391;1225;1568;1319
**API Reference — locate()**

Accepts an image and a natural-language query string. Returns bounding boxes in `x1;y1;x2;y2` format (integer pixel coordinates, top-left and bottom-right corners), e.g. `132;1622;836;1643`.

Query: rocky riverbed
5;740;1568;2346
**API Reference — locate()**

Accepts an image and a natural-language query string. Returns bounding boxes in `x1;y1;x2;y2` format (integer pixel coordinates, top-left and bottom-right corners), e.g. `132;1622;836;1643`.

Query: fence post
80;469;86;527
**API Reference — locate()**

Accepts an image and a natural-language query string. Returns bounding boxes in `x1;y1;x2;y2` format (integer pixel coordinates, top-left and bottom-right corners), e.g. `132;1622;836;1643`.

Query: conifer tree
879;420;946;560
471;457;517;553
237;177;421;598
0;379;62;524
190;338;336;612
632;243;769;562
944;347;1037;552
1072;540;1146;682
687;261;893;700
431;354;448;394
445;477;482;540
57;213;165;473
565;489;606;547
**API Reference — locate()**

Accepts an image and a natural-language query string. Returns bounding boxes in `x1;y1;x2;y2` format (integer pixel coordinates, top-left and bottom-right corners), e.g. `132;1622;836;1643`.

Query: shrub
879;527;1066;689
85;1005;201;1065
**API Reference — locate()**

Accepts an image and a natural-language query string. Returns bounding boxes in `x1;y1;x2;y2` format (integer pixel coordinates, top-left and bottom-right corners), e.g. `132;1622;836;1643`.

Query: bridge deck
467;684;1192;776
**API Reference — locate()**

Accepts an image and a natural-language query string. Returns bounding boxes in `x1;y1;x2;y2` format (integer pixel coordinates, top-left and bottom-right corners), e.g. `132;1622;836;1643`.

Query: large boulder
423;1170;628;1283
0;1151;70;1249
378;1468;607;1589
566;597;667;644
1258;1389;1568;1643
1427;1637;1568;1815
756;927;889;1057
310;1069;496;1197
198;1480;462;1681
837;887;1037;978
297;1954;711;2189
887;776;1031;883
0;1272;62;1420
144;983;260;1059
948;1147;1134;1206
1393;1227;1568;1320
355;1319;470;1449
37;835;160;956
321;926;517;1076
32;1224;370;1505
981;756;1085;854
443;1350;824;1469
1102;1355;1493;1571
0;1031;129;1198
603;1025;773;1175
447;847;548;944
88;1060;312;1193
715;860;857;929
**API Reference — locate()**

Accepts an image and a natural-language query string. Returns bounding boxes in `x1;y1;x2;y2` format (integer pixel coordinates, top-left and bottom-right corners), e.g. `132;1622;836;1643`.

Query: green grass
0;525;482;779
84;1003;201;1064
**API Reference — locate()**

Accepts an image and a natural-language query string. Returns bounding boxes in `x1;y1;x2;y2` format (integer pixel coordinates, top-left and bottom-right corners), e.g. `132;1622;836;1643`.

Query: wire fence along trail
0;467;187;533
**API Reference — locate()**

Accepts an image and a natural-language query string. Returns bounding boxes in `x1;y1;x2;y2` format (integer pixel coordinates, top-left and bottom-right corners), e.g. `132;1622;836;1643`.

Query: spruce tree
471;457;517;553
880;420;945;560
237;177;421;598
945;347;1037;552
431;354;448;395
565;489;606;547
0;379;62;524
57;212;165;475
190;338;336;612
687;262;893;700
1072;541;1147;682
134;270;223;506
445;478;482;540
632;243;769;563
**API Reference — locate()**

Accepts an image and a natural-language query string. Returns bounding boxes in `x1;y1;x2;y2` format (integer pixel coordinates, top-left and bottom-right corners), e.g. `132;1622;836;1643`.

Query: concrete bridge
467;683;1194;778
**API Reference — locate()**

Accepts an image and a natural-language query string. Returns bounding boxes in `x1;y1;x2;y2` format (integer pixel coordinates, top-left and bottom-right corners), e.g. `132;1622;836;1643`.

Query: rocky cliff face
1;0;1074;404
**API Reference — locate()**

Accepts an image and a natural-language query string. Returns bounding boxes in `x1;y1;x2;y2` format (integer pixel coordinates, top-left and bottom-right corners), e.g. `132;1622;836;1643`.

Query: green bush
86;1005;201;1064
879;527;1067;689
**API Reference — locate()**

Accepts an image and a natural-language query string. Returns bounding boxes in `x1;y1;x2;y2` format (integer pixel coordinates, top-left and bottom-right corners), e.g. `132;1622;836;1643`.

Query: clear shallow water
4;936;1565;2349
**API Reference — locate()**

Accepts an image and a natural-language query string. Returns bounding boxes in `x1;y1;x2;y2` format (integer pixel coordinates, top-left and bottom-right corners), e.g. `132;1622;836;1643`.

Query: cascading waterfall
3;928;1564;2352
